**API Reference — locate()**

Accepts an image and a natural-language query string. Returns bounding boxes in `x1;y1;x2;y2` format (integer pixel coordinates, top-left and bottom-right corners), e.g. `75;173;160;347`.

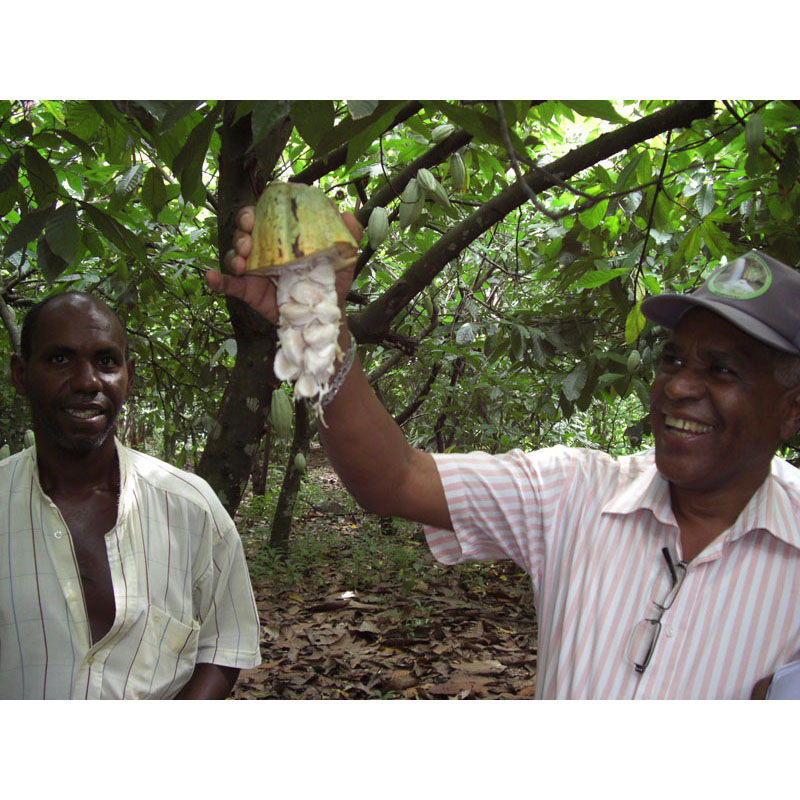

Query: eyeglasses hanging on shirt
627;547;688;675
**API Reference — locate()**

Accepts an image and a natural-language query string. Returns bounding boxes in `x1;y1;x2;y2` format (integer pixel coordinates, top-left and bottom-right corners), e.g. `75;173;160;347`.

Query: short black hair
19;291;130;360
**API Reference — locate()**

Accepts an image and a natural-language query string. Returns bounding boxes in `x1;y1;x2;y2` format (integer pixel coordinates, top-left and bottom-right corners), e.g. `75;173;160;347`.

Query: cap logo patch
707;253;772;300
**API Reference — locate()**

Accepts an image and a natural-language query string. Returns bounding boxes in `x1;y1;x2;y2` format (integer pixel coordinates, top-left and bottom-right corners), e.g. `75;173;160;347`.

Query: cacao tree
2;99;800;548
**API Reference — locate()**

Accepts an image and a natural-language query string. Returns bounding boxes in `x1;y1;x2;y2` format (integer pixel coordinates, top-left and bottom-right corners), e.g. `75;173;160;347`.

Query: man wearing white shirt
210;207;800;700
1;292;260;699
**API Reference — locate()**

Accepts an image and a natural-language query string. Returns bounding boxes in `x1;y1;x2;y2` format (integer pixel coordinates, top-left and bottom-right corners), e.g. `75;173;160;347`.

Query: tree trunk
196;101;288;514
269;400;311;556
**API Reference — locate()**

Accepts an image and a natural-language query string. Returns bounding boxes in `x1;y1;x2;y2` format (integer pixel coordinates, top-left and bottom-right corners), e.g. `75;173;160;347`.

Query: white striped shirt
426;446;800;699
0;440;261;699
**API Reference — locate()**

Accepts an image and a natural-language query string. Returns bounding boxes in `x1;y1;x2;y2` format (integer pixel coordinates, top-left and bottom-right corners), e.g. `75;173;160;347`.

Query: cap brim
641;294;800;355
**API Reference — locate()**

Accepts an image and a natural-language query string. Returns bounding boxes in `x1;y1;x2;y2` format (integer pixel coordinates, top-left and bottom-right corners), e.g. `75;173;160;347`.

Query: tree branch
350;100;717;344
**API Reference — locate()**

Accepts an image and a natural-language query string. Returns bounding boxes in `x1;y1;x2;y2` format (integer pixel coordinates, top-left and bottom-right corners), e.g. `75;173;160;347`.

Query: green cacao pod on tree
367;206;390;249
270;388;294;440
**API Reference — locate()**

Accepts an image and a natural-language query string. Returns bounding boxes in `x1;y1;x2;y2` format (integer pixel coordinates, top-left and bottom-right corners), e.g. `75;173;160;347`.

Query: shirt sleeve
195;511;262;670
424;446;577;578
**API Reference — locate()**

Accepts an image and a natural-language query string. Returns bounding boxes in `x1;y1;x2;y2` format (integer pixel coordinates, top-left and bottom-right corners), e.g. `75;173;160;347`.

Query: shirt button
665;626;675;638
53;531;63;539
86;655;94;665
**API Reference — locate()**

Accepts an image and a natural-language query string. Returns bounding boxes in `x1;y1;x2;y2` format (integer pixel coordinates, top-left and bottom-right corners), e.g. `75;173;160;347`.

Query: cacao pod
401;178;421;204
398;179;424;228
428;180;452;209
270;389;294;440
367;206;390;249
416;168;437;193
24;429;35;449
293;452;306;472
627;350;641;373
449;152;467;193
0;443;10;460
431;123;455;143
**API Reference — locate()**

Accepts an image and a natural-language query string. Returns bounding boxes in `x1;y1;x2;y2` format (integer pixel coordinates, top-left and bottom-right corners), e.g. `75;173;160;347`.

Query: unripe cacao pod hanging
449;152;467;193
416;168;437;194
367;206;390;249
627;350;642;373
270;388;294;440
293;452;306;472
431;123;455;143
24;429;35;449
398;179;424;228
0;443;10;460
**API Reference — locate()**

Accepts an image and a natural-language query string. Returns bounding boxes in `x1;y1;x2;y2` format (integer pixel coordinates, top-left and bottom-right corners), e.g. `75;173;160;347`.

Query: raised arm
206;208;452;531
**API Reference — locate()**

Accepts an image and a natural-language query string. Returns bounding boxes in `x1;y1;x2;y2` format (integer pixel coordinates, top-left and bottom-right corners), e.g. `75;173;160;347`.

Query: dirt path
232;449;538;699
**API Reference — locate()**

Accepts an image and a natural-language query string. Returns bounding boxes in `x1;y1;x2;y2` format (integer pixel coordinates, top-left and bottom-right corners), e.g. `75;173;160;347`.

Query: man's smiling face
12;294;134;455
649;308;797;497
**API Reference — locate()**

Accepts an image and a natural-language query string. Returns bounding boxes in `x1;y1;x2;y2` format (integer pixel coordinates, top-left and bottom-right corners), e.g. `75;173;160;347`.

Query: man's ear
779;385;800;441
10;354;27;397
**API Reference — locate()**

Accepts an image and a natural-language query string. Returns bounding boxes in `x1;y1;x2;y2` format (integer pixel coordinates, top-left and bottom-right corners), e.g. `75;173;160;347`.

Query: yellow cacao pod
24;429;35;449
449;153;467;193
431;123;455;143
367;206;390;249
270;388;294;440
293;452;306;472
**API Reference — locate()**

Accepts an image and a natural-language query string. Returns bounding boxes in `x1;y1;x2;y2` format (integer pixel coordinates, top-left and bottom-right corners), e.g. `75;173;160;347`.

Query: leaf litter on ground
232;446;537;700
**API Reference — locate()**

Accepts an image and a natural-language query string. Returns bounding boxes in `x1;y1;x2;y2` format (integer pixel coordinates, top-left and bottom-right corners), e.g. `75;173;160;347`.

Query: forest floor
231;446;538;700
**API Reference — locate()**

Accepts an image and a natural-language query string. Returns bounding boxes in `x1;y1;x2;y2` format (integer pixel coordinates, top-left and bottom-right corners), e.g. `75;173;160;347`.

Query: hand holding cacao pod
208;202;363;324
209;183;365;416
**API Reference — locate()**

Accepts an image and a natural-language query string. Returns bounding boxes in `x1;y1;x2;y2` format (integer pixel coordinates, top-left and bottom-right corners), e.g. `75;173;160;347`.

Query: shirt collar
601;457;676;527
602;453;800;553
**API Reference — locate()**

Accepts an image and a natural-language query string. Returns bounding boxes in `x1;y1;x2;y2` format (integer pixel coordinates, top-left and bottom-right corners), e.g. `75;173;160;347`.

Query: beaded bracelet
320;331;357;408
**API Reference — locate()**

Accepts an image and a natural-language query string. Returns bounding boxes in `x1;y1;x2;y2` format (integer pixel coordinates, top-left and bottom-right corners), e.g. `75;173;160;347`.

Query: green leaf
115;163;145;197
250;101;290;150
745;114;765;155
345;105;408;169
562;362;589;402
672;226;702;270
3;207;56;257
700;219;732;258
56;128;96;159
83;203;145;261
36;236;68;284
0;151;22;192
172;105;221;206
578;198;609;230
572;266;628;289
625;302;646;344
778;137;799;192
24;146;59;205
347;101;379;120
161;101;203;133
291;100;336;151
45;203;80;265
694;184;715;218
615;151;645;191
141;167;168;220
560;101;629;125
508;325;527;362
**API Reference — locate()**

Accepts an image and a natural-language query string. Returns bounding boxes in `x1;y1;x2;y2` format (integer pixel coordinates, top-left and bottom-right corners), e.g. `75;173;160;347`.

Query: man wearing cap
210;218;800;698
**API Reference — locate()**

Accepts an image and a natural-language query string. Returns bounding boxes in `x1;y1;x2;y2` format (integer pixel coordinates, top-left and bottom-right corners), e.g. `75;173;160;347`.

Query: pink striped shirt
0;441;260;699
426;446;800;699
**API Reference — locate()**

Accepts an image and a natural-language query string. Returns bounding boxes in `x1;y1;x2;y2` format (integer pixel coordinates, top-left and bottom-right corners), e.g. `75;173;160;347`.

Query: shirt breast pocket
123;604;200;699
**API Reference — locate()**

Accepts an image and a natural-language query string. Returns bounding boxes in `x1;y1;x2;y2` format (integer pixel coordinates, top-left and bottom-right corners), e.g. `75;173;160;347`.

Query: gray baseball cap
641;250;800;355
